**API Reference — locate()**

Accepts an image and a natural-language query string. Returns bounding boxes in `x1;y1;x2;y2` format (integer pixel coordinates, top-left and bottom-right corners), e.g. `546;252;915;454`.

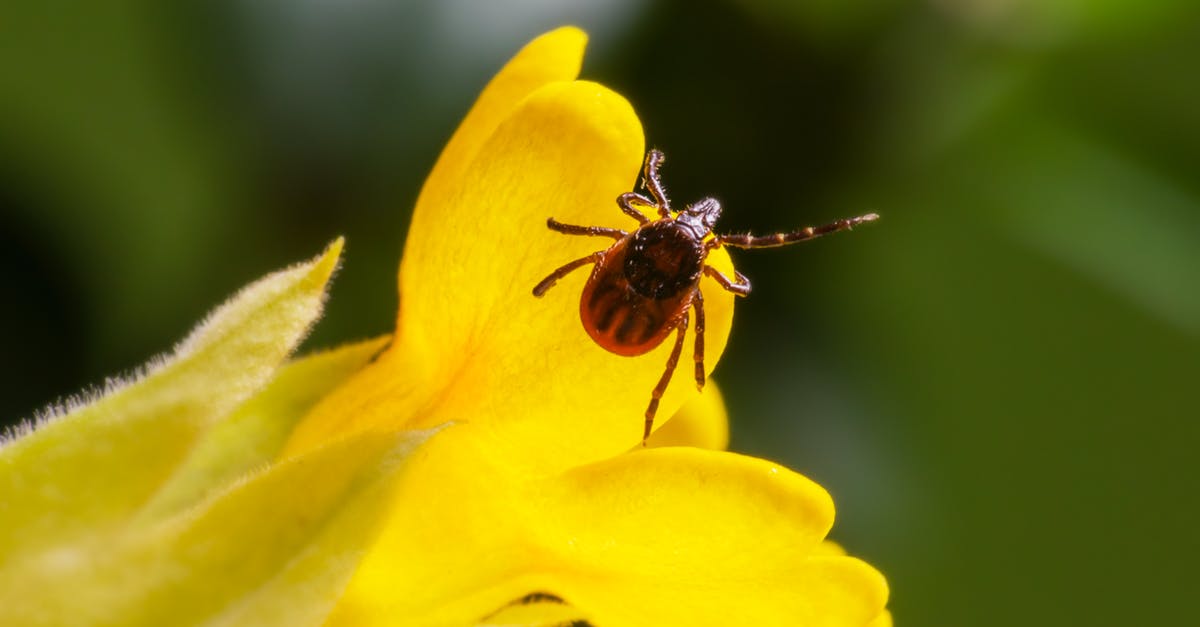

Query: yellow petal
290;79;740;471
644;379;730;450
537;447;887;627
0;424;437;627
331;442;883;627
0;239;342;563
326;428;539;626
413;26;587;251
814;539;847;556
814;540;894;627
138;336;390;520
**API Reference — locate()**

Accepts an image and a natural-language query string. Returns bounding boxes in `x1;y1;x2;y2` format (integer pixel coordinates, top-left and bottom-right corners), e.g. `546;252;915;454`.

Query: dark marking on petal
518;591;565;605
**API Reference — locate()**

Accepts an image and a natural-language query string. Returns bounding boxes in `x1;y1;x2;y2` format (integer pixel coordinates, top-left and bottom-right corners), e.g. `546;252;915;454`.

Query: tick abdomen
580;234;694;357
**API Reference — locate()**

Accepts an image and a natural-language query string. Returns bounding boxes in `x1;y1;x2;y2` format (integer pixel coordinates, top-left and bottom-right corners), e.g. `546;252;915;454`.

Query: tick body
580;220;705;357
533;149;877;444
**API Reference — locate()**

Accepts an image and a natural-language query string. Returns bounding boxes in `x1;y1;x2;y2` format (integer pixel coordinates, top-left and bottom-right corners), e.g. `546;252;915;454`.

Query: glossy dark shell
580;221;705;356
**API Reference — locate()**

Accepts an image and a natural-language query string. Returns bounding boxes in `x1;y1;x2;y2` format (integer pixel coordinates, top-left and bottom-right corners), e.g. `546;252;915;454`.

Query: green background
2;1;1197;624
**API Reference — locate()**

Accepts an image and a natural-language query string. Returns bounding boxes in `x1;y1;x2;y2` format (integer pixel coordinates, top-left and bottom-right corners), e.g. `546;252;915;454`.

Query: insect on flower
533;149;878;444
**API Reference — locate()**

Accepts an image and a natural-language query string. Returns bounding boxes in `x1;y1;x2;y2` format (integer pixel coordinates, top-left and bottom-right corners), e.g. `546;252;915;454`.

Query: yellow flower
283;26;740;474
285;27;889;626
0;26;889;627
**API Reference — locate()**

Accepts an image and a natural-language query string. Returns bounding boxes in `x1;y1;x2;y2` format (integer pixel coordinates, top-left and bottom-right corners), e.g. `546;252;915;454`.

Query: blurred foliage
2;1;1197;626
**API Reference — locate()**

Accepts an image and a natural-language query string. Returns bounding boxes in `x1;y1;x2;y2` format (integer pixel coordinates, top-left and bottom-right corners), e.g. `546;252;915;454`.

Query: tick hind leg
643;311;689;445
532;252;604;297
703;265;752;296
692;289;706;390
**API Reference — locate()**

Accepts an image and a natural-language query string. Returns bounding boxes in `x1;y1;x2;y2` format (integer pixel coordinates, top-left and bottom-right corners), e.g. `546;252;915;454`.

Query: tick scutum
623;221;705;299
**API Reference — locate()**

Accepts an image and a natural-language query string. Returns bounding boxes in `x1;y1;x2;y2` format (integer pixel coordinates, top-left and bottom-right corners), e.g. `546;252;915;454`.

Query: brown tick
533;149;878;444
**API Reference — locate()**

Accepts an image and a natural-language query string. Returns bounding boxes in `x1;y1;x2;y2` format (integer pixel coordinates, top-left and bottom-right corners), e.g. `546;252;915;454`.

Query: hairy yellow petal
0;427;434;627
139;336;390;520
0;240;342;562
645;380;730;450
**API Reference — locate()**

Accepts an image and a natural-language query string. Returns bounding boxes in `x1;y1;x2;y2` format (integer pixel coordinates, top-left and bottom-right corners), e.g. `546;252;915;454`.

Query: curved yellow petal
644;379;730;450
290;78;739;470
814;540;894;627
413;26;587;250
541;446;834;566
331;443;879;626
325;429;538;626
535;447;887;627
815;539;848;556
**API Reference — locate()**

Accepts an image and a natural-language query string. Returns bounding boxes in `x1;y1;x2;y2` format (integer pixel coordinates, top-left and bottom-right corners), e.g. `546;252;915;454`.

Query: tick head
679;197;722;237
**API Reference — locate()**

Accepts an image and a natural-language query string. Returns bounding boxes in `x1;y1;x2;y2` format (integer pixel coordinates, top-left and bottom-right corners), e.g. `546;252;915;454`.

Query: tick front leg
718;213;879;249
692;290;706;390
641;149;671;217
643;311;689;445
703;265;752;296
532;252;604;297
546;217;626;239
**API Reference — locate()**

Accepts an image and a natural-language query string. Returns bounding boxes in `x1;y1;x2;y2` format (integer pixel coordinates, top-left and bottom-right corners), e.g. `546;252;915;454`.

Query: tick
533;149;877;444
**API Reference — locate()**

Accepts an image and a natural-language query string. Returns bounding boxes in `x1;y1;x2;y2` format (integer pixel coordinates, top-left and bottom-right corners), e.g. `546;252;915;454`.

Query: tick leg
643;311;689;445
718;213;879;249
641;149;671;217
617;192;654;225
692;290;706;389
547;217;626;239
703;265;752;296
532;252;603;297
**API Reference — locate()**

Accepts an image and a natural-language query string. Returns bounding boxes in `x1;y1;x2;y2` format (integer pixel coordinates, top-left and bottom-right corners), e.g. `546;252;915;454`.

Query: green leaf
0;239;343;562
0;427;438;627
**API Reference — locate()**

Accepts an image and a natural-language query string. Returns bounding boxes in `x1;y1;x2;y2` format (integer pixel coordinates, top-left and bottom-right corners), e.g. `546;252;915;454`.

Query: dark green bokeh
2;1;1197;625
